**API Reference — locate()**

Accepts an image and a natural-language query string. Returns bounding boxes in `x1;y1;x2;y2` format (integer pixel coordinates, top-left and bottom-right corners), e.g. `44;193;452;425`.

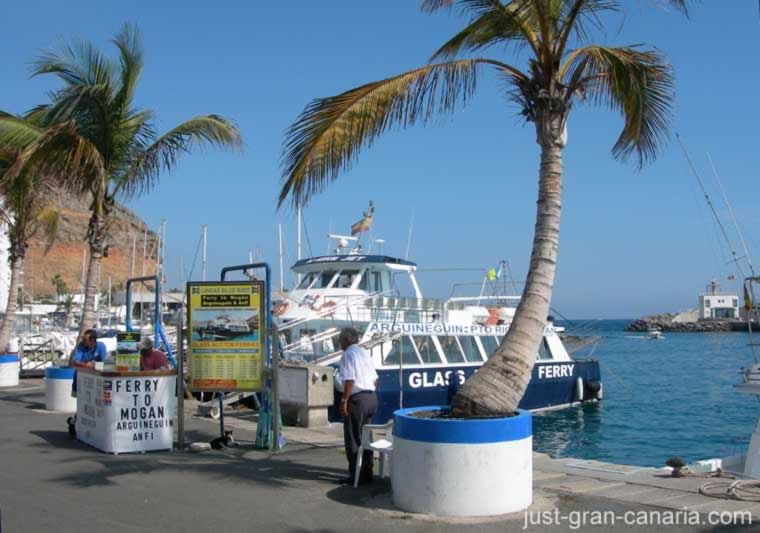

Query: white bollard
0;354;20;387
391;406;533;517
45;367;77;412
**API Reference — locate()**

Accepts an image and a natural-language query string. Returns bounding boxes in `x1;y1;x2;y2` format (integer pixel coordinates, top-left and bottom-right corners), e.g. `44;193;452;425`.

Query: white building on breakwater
698;279;739;320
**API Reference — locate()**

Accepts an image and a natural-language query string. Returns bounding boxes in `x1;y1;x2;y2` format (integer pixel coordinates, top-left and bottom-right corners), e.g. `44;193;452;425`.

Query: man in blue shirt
71;329;108;394
72;329;108;366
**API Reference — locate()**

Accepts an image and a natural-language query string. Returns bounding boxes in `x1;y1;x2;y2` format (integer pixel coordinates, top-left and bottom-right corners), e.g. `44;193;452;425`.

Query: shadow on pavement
37;441;349;491
30;430;88;451
326;478;394;510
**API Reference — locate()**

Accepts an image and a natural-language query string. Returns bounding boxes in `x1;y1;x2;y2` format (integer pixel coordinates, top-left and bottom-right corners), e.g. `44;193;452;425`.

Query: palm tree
1;23;243;336
0;115;62;351
279;0;687;416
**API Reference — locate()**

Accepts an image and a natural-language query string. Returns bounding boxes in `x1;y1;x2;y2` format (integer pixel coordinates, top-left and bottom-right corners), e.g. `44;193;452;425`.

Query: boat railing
444;295;521;309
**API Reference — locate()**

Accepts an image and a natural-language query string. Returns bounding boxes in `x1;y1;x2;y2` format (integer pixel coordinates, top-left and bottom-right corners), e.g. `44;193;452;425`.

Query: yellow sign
116;331;141;371
187;281;265;391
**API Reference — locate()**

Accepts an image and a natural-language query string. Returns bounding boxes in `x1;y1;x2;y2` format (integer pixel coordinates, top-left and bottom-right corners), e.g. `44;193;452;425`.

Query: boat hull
329;359;601;423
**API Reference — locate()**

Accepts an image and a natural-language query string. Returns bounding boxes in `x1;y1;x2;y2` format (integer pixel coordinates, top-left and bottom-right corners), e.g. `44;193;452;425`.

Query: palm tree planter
392;406;532;516
279;0;683;515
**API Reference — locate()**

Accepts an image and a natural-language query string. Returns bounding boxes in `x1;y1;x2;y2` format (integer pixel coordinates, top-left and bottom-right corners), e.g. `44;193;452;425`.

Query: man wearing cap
139;337;171;371
337;327;378;485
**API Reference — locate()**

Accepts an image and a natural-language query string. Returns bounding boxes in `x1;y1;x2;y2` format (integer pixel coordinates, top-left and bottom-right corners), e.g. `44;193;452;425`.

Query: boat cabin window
357;269;369;291
458;336;484;362
317;270;338;288
537;337;552;360
336;270;360;289
438;336;465;363
413;336;441;364
297;272;319;289
369;270;393;293
383;335;421;365
480;336;500;357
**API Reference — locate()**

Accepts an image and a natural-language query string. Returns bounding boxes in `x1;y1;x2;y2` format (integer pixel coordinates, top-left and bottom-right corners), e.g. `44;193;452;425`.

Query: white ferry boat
275;233;602;423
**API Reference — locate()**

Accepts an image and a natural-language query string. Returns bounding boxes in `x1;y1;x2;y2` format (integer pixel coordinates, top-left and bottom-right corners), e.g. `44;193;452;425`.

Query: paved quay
1;379;758;532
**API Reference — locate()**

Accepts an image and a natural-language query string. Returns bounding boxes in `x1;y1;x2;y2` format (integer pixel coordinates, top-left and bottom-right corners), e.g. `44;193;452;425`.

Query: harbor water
533;319;758;467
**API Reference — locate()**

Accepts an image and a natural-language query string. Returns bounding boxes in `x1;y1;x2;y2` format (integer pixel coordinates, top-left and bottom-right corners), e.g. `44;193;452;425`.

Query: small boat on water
648;328;664;340
275;217;603;423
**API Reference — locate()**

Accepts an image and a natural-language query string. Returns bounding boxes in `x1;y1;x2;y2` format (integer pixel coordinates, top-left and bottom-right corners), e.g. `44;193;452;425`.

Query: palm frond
422;0;506;15
31;38;115;90
32;206;61;251
0;114;44;150
5;121;105;193
430;1;539;60
562;45;674;166
116;115;242;198
553;1;619;55
112;23;144;112
280;59;526;208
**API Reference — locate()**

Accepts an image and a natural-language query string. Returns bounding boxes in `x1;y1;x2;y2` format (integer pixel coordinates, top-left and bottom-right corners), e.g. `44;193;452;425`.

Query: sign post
177;308;185;450
219;263;278;451
187;270;269;441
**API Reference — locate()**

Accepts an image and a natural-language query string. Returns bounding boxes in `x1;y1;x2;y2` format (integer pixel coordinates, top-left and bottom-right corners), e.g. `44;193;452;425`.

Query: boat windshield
316;271;338;288
336;270;360;289
297;272;319;289
413;336;441;364
458;336;484;362
538;338;552;360
480;335;500;357
384;336;421;365
439;336;465;363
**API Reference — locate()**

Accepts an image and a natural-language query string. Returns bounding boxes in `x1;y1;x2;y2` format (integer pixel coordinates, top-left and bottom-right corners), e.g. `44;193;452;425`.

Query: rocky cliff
22;191;158;298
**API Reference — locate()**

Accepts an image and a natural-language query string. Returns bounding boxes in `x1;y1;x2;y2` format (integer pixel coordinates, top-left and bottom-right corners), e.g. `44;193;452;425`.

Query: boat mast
707;153;755;278
278;223;285;291
201;224;207;282
405;209;415;260
296;203;302;284
677;134;746;280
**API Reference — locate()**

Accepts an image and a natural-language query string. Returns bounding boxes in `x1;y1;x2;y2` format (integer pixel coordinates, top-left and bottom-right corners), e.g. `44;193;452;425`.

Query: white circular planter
391;406;532;517
45;367;77;412
0;354;20;387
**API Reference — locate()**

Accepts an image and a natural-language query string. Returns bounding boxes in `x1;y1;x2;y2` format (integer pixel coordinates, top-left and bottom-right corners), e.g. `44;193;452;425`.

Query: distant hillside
22;189;158;299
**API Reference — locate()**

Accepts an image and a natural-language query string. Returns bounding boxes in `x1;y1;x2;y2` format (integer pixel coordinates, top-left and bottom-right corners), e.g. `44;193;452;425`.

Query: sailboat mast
296;204;302;284
278;223;285;292
201;224;207;282
677;134;746;279
707;153;755;277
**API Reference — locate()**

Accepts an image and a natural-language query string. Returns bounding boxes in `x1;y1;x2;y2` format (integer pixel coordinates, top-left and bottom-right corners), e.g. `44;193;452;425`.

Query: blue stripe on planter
0;354;19;363
46;367;75;379
394;406;532;444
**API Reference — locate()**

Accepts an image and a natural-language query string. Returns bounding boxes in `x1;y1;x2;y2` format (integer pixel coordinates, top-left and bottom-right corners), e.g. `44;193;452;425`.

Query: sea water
532;319;759;467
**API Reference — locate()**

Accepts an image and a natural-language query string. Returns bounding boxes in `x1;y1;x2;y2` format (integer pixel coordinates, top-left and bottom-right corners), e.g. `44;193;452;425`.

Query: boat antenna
707;152;755;278
676;134;746;280
405;208;415;260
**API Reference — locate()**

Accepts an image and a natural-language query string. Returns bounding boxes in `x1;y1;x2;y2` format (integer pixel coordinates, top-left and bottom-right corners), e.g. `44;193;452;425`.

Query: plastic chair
354;420;394;488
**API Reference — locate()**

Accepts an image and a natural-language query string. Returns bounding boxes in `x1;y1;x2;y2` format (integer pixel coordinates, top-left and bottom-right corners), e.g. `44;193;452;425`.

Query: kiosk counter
76;367;177;454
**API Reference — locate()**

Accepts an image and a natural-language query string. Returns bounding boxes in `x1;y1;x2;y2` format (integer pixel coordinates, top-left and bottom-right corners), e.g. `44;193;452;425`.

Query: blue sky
1;2;758;318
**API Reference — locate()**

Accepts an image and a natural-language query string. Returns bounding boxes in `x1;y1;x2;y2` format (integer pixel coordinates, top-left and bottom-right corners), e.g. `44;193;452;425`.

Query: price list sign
187;281;265;391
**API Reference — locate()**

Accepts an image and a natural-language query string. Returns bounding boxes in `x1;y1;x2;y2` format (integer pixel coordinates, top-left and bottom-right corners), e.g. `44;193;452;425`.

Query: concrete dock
1;379;758;532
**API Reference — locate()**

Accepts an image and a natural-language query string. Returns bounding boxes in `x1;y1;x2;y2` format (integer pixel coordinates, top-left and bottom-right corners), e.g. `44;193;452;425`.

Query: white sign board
76;371;176;453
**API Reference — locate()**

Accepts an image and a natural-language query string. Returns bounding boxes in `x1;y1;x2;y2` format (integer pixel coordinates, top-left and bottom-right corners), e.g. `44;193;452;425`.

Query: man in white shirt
337;327;378;485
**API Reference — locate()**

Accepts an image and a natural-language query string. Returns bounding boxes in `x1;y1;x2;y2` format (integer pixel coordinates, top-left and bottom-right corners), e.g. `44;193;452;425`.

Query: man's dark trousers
344;390;378;481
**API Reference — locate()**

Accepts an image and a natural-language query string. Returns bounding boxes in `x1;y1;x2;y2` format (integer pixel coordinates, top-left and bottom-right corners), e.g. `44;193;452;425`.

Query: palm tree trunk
0;255;24;352
451;123;564;417
79;245;103;336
